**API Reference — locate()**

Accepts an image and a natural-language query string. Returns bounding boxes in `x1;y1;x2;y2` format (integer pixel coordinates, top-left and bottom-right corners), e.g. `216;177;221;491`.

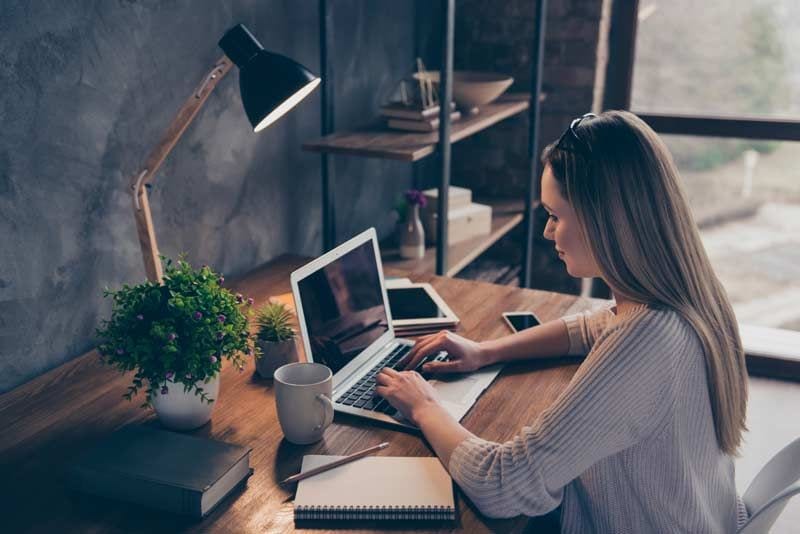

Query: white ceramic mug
274;362;334;444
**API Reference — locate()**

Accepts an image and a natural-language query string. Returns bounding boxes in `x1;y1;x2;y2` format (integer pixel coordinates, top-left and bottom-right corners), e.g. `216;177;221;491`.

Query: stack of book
380;102;460;132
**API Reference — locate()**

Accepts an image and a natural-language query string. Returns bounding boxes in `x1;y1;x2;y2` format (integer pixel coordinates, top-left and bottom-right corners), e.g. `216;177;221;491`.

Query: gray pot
255;338;299;378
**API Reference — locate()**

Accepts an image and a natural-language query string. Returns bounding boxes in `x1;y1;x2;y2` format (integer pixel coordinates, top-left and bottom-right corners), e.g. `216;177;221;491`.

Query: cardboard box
425;202;492;245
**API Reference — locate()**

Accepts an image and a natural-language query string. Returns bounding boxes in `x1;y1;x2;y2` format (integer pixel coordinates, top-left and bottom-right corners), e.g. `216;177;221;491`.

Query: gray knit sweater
448;304;748;533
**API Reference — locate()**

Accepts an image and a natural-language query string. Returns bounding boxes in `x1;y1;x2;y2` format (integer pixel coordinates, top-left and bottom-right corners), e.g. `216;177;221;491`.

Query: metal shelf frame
316;0;547;287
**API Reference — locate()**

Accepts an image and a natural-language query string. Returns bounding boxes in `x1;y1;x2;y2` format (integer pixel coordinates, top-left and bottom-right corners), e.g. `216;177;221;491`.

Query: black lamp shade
219;24;320;132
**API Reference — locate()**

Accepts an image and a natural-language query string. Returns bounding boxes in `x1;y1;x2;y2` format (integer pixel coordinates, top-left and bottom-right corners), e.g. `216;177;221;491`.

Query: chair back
738;437;800;533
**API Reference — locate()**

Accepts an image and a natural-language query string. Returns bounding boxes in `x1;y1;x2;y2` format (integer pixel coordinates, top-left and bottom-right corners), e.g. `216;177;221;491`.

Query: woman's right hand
401;330;490;375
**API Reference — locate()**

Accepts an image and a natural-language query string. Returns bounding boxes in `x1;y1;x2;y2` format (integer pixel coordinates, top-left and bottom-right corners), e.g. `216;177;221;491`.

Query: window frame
603;0;800;375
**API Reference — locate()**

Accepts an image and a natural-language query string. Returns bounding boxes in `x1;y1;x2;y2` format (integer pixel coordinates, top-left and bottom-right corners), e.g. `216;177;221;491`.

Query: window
633;1;800;119
605;0;800;361
662;135;800;332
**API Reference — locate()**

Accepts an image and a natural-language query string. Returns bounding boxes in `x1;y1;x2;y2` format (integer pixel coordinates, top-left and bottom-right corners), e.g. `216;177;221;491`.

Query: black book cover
67;424;252;519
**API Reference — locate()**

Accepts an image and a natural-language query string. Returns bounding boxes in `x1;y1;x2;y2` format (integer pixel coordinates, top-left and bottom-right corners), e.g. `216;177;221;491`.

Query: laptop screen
296;240;390;374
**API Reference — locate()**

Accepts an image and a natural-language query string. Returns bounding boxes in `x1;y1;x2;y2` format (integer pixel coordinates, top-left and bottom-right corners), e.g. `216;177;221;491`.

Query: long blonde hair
542;110;748;454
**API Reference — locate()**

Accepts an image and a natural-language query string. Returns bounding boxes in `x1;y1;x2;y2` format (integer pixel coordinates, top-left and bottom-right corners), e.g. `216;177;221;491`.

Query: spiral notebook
294;455;455;521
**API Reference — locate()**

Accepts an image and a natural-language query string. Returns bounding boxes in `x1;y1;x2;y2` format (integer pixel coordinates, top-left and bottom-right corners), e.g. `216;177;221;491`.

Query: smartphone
502;311;542;333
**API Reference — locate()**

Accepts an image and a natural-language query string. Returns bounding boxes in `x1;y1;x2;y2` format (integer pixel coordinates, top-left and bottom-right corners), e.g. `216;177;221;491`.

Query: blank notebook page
294;455;454;509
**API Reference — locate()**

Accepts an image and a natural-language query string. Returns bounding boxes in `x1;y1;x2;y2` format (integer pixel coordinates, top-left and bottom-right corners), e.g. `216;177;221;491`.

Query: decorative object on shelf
414;57;438;109
421;185;472;214
254;301;299;379
129;23;321;283
426;202;493;245
412;71;514;115
379;59;462;132
421;186;492;245
96;257;256;430
399;189;427;259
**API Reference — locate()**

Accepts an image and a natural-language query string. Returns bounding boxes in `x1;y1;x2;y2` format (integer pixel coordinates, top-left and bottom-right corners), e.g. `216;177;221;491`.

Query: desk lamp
129;23;320;282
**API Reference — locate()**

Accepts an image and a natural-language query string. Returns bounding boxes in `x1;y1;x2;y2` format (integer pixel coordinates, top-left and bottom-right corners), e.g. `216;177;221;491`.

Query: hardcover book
386;110;462;132
67;425;252;519
379;101;455;120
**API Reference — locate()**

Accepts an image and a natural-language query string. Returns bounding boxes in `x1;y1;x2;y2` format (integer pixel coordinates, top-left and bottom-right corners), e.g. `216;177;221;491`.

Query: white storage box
425;202;492;245
422;186;472;212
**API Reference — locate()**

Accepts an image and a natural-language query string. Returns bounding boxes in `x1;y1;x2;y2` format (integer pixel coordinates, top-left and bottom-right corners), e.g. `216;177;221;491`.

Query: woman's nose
543;218;555;240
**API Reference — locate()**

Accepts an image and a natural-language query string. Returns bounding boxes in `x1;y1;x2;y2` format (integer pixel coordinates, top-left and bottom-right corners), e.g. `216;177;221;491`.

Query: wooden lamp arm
129;55;234;282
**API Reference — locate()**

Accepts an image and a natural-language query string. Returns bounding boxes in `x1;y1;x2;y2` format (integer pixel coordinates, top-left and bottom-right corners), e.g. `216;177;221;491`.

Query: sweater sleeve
448;308;686;518
561;304;615;356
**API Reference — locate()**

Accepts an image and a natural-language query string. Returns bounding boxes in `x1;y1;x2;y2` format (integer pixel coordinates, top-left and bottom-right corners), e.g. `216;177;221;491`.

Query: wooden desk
0;255;603;533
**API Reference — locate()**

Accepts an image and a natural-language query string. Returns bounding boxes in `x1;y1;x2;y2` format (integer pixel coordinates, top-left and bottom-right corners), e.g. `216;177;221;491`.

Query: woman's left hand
375;367;440;425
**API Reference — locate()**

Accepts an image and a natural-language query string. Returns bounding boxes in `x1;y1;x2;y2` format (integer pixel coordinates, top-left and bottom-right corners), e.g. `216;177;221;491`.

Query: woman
376;111;749;533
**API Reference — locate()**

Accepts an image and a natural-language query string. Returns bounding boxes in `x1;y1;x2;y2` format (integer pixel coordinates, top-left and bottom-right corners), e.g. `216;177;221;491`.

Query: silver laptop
290;227;503;429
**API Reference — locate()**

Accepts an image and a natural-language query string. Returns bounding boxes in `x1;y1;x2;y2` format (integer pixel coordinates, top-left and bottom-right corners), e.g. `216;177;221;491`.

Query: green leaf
96;254;255;410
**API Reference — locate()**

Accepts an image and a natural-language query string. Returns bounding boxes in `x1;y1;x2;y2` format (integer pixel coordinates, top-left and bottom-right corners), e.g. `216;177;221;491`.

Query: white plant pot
256;338;299;379
151;374;220;431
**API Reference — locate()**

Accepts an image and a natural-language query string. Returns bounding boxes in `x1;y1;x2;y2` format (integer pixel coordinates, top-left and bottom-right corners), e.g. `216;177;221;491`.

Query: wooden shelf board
302;93;531;162
381;198;526;277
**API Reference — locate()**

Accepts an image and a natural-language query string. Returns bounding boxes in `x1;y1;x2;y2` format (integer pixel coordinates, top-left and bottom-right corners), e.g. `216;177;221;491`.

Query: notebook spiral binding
295;504;455;521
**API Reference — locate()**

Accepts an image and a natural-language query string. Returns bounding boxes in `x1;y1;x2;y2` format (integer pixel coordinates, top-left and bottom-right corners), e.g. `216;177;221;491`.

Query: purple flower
160;385;169;395
217;276;225;285
236;293;244;303
136;314;144;321
210;355;218;364
247;297;254;306
216;331;225;340
167;332;177;341
217;314;226;323
116;348;125;355
165;371;175;381
193;311;203;320
404;189;427;207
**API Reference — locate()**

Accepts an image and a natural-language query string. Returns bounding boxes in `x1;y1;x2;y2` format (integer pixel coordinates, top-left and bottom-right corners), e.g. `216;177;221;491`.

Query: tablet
386;283;459;328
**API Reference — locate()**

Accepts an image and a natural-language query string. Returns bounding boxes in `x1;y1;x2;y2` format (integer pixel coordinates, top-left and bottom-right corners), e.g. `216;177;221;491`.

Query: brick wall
452;0;609;293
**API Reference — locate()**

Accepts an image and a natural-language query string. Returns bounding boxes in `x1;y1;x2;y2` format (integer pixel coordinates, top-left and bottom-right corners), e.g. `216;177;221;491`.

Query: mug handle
314;393;334;431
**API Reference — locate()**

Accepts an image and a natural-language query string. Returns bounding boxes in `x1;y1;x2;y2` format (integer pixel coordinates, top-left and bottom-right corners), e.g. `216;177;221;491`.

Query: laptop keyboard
335;344;412;415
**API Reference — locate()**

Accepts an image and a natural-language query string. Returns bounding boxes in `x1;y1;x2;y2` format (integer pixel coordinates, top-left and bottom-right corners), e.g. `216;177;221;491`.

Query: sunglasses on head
555;113;597;156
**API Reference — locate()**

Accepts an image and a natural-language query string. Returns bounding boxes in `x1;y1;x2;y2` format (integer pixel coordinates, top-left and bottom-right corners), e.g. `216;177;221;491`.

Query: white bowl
412;70;514;113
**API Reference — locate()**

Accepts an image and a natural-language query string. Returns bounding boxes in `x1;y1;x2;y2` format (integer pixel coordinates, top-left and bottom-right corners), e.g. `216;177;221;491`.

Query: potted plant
254;301;298;378
96;257;255;430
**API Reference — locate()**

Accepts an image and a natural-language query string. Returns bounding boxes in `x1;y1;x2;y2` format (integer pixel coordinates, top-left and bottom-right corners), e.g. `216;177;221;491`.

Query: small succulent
255;302;296;344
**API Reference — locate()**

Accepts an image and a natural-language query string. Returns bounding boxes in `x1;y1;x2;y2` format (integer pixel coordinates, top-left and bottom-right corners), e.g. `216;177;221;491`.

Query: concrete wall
0;0;416;393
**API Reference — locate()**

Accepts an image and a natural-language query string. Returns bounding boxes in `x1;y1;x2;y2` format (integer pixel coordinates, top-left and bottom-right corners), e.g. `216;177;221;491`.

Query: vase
151;373;220;431
255;338;299;379
399;204;425;259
